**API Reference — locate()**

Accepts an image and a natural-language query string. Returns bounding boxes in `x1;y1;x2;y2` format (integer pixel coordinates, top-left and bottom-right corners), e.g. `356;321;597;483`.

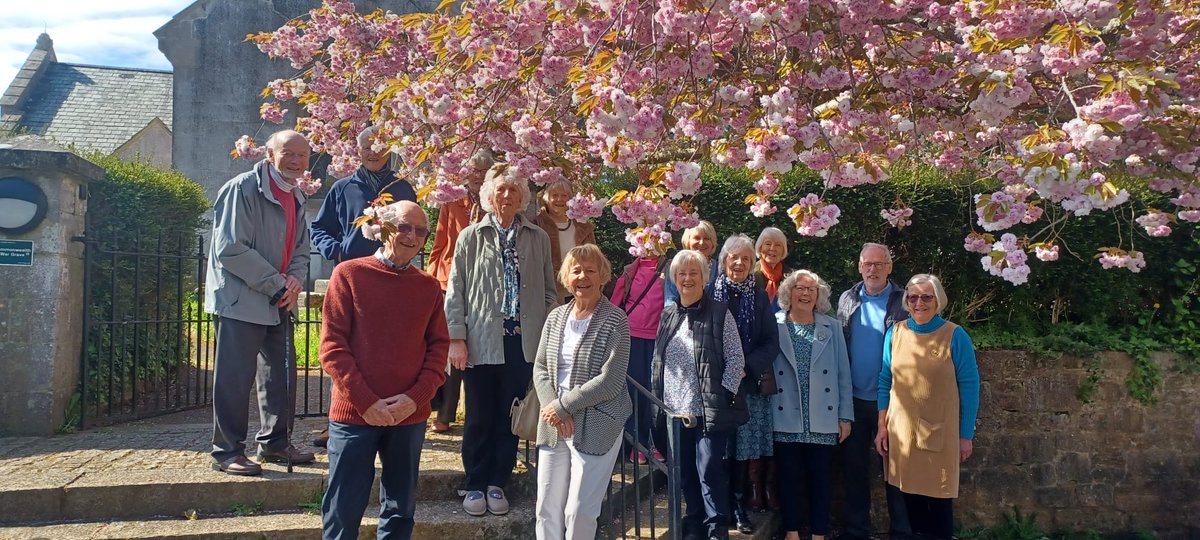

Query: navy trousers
624;337;656;452
902;492;954;540
322;421;425;540
461;333;531;492
775;441;834;535
840;398;912;539
671;423;731;540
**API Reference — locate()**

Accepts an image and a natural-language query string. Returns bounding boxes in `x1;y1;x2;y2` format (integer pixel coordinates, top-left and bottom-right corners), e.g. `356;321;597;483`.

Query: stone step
0;436;534;525
0;500;534;540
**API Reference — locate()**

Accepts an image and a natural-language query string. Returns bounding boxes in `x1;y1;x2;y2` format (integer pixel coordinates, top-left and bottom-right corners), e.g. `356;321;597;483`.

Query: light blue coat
771;311;853;435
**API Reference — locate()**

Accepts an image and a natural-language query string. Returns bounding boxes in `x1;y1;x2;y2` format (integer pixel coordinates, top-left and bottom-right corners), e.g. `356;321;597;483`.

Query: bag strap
622;258;668;316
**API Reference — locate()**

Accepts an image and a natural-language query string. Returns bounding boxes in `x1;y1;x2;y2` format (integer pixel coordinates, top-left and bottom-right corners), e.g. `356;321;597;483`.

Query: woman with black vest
652;249;747;540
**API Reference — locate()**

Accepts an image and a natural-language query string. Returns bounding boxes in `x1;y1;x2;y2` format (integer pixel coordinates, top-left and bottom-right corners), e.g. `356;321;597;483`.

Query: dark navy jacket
311;167;416;263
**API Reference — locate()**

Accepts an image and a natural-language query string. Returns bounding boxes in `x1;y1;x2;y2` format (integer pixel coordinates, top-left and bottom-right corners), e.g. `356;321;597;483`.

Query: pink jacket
610;257;665;340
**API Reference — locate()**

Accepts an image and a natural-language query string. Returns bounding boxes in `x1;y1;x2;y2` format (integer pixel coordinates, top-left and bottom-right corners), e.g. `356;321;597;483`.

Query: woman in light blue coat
770;270;852;540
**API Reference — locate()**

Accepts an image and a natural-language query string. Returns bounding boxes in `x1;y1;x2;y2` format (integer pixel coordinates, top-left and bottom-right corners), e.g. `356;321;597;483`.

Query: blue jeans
670;423;731;539
625;337;656;452
322;421;425;540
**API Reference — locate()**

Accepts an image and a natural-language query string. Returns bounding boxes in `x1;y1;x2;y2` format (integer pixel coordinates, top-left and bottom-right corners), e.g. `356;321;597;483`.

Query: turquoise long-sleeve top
877;315;980;439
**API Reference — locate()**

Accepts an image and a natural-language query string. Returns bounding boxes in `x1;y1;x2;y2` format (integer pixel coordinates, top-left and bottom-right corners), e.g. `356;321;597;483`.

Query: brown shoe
257;445;316;464
313;428;329;448
212;455;262;476
432;421;451;433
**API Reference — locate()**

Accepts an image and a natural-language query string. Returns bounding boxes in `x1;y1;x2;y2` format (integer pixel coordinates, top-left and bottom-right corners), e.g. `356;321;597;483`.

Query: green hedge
593;165;1198;346
81;153;210;415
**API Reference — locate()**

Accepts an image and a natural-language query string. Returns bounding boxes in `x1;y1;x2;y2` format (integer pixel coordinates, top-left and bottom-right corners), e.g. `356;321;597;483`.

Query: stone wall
956;350;1198;536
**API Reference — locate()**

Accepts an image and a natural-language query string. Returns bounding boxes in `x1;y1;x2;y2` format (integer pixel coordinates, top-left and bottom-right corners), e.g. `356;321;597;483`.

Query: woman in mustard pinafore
874;274;980;540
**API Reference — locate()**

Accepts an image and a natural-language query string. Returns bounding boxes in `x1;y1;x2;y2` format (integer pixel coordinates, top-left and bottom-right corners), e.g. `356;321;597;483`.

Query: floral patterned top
662;311;745;417
775;320;837;445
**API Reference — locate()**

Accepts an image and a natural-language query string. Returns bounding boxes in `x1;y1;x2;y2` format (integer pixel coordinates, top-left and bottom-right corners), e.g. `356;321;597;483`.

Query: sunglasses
395;223;430;238
906;294;936;304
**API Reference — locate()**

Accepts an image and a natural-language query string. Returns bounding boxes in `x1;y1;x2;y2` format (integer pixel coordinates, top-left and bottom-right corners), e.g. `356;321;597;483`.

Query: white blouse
557;315;592;396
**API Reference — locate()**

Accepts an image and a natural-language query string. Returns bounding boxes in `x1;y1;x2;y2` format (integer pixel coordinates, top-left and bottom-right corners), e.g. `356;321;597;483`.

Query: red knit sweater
320;256;450;426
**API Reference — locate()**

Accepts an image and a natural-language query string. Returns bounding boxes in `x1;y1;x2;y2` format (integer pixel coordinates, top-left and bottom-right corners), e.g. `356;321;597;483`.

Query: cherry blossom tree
238;0;1200;283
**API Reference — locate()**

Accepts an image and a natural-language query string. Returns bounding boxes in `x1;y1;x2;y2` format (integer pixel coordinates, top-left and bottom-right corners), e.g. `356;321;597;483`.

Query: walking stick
284;308;296;474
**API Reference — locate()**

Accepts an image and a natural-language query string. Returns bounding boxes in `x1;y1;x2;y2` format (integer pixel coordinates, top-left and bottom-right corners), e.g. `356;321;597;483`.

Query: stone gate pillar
0;136;103;436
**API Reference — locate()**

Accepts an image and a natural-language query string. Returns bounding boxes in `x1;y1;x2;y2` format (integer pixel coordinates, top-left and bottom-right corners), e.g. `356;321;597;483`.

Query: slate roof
9;63;173;154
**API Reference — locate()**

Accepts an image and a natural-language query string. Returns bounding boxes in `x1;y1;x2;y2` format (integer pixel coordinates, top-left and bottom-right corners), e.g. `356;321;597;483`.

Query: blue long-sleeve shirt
877;315;980;439
311;167;416;263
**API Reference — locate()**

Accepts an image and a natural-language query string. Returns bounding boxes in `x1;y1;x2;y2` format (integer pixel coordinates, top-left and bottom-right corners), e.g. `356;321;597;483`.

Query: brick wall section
954;350;1199;536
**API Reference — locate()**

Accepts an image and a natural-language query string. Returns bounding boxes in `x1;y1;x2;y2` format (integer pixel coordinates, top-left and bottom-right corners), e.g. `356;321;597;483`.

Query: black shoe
257;445;316;464
312;428;329;448
733;506;754;534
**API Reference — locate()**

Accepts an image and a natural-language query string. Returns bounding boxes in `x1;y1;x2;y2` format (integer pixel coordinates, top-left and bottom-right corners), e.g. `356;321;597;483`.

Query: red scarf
266;164;298;273
761;261;784;302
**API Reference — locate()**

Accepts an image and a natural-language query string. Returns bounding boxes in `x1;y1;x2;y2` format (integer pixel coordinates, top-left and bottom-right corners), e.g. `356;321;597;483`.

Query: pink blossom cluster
786;194;841;237
567;193;608;221
881;207;913;229
625;223;673;258
296;172;323;196
1098;249;1146;273
233;135;267;161
964;232;995;254
241;0;1200;283
980;234;1031;285
1135;212;1173;237
1034;244;1060;262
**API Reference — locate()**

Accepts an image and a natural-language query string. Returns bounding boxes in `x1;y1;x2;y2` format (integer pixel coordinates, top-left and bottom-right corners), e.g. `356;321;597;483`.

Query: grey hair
777;269;832;314
479;164;533;215
717;234;756;276
860;242;893;263
669;249;711;289
681;220;717;249
755;227;789;259
466;148;495;171
356;125;380;149
905;273;948;315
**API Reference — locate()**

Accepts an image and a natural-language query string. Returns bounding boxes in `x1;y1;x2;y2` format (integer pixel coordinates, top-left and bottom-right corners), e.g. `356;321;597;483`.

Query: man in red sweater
319;200;450;540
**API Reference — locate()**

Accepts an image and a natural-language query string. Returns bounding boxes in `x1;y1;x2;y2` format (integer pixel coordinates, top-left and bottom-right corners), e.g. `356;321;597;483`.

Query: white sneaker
486;485;509;515
462;490;487;516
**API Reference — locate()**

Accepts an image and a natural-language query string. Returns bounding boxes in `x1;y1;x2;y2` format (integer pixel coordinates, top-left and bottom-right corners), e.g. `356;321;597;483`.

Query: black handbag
756;369;778;396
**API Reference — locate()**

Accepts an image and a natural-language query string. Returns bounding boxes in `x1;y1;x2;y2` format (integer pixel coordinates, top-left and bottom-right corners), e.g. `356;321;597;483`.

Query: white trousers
535;434;623;540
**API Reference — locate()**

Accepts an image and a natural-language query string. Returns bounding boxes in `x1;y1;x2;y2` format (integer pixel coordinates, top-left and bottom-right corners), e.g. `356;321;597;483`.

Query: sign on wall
0;239;33;267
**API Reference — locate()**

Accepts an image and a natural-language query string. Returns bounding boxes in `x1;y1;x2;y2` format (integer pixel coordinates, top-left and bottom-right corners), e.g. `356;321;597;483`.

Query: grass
184;297;324;368
227;501;264;516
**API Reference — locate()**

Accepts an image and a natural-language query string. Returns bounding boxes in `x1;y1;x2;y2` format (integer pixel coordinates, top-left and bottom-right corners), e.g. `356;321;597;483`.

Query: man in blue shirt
311;125;417;263
309;125;416;447
835;243;911;540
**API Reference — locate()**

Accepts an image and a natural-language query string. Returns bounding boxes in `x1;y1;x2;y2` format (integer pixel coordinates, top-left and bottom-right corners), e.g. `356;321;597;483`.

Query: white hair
717;234;756;276
669;250;711;288
905;273;948;315
356;125;380;149
479;164;533;215
755;227;789;259
860;242;893;263
777;269;832;314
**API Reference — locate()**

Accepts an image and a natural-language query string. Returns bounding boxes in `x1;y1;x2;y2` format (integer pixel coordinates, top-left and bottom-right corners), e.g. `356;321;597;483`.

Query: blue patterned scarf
491;213;522;320
713;273;757;350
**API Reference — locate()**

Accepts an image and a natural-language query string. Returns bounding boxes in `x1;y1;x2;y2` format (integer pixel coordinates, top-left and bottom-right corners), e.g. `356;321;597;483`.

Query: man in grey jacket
205;130;315;475
834;243;911;540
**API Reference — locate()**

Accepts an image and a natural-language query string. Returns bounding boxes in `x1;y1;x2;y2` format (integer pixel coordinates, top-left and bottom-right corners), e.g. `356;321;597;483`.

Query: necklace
555;219;572;231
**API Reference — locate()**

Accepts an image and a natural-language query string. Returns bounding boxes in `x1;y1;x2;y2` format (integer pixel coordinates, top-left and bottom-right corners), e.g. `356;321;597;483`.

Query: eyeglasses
794;286;818;293
906;294;936;304
861;262;891;268
396;224;430;238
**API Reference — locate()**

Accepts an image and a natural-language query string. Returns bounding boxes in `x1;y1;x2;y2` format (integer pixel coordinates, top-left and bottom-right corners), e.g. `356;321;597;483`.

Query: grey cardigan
204;160;310;326
533;298;632;455
771;311;853;435
445;214;557;366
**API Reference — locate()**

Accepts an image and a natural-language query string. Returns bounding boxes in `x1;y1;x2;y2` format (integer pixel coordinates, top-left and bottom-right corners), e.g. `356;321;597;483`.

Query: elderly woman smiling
664;220;719;305
875;274;980;540
533;244;630;540
534;179;597;303
652;249;746;540
754;227;789;310
445;165;557;518
713;234;779;534
771;270;852;540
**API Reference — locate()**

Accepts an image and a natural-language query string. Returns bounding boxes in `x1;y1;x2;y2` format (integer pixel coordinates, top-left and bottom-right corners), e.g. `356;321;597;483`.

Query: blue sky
1;1;196;91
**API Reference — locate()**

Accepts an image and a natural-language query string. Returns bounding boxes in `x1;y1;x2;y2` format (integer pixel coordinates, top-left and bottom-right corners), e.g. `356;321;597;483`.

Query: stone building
0;34;174;169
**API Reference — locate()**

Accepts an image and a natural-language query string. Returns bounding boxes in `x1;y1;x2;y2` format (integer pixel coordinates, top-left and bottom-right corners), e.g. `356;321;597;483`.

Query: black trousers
432;365;463;425
901;492;954;540
460;333;531;492
670;423;731;540
841;398;912;538
774;441;833;535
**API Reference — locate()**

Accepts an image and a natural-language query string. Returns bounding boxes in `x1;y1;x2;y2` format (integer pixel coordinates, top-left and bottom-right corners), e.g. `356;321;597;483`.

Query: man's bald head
382;200;429;265
265;130;311;181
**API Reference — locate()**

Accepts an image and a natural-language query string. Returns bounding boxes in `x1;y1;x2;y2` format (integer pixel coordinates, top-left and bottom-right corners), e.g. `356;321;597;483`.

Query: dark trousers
901;493;954;540
841;398;911;538
775;441;834;535
671;423;731;539
461;334;531;492
211;313;295;463
625;337;655;451
322;421;425;540
432;365;464;425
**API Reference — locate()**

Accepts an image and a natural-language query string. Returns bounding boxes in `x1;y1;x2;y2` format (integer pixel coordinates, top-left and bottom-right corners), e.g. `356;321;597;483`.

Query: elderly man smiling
205;129;315;475
319;200;449;539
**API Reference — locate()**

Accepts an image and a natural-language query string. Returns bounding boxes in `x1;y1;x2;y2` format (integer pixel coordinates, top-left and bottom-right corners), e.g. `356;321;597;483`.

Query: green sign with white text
0;239;33;267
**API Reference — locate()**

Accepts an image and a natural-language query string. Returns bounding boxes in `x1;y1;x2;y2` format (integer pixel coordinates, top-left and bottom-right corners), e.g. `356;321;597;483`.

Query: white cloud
0;1;194;94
